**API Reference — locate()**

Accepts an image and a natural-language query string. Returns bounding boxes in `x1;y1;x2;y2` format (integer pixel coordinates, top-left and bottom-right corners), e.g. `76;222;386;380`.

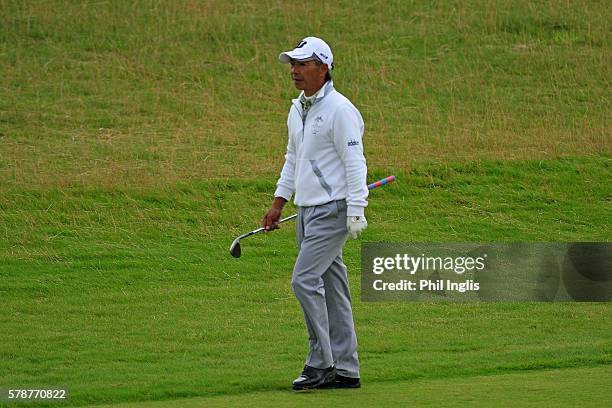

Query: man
261;36;368;390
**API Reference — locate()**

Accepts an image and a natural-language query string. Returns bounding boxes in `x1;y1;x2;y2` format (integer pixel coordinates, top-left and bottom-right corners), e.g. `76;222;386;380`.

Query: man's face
290;59;328;96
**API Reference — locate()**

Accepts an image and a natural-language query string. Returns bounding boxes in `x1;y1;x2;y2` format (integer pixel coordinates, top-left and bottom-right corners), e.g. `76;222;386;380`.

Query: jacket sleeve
332;104;368;216
274;112;296;201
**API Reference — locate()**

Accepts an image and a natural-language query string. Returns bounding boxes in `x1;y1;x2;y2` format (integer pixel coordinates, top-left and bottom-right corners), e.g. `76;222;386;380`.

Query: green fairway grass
1;158;610;407
85;366;612;408
1;0;610;407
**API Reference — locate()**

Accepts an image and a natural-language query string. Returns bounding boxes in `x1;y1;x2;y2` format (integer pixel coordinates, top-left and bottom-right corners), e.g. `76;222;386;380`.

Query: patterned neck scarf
300;91;319;116
302;98;313;114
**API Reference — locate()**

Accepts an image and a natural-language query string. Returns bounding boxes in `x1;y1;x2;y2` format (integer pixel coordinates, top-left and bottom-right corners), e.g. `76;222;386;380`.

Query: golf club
229;214;297;258
229;175;396;258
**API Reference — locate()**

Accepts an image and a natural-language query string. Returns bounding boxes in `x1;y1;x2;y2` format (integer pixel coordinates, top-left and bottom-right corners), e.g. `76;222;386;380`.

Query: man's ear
320;63;329;78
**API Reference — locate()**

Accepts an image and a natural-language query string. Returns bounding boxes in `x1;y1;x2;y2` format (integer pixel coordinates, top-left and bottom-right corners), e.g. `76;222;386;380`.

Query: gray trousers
292;199;360;378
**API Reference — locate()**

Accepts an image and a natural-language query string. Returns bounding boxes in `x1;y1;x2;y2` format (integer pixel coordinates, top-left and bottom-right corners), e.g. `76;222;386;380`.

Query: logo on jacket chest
311;116;324;136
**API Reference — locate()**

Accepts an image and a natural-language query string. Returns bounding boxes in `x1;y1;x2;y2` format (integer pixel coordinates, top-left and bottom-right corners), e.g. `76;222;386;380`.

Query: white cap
279;37;334;70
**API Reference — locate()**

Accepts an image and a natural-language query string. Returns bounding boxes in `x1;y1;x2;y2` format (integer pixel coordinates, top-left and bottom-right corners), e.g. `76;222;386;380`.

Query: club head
229;237;241;258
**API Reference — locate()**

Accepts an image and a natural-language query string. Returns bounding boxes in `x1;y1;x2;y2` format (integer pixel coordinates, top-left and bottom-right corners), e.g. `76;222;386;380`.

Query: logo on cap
296;40;307;48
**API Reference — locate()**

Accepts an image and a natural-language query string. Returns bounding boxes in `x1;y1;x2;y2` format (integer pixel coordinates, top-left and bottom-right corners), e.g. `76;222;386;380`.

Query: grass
0;0;611;407
84;366;612;408
1;157;611;407
1;0;610;188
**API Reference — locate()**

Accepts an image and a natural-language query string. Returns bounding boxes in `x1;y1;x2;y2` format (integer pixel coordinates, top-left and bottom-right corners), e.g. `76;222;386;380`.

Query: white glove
347;216;367;239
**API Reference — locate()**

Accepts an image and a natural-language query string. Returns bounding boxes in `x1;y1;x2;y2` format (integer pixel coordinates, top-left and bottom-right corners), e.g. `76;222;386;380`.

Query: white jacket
274;81;368;216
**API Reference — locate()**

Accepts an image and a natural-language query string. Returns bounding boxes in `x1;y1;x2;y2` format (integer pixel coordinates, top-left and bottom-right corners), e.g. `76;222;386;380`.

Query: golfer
261;37;367;390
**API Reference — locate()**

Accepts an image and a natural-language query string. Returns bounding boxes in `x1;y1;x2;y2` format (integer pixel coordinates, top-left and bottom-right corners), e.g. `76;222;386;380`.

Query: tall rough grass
0;0;610;189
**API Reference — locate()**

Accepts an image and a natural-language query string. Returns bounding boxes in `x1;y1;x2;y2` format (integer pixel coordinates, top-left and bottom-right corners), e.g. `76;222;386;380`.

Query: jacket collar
292;80;334;114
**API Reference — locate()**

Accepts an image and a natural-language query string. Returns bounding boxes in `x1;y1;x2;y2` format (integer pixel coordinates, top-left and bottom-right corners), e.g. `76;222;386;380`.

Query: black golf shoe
318;374;361;389
292;365;336;390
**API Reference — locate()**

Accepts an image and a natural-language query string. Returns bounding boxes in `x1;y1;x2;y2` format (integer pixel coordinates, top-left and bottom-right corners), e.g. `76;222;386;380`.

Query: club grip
368;175;396;190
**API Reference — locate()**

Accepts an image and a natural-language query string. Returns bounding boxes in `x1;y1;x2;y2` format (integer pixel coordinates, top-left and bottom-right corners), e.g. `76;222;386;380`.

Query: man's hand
261;197;287;231
347;216;367;239
261;207;282;231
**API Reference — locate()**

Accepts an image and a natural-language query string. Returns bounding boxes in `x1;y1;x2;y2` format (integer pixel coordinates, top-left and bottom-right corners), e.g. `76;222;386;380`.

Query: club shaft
268;177;394;231
236;175;395;240
241;213;297;238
